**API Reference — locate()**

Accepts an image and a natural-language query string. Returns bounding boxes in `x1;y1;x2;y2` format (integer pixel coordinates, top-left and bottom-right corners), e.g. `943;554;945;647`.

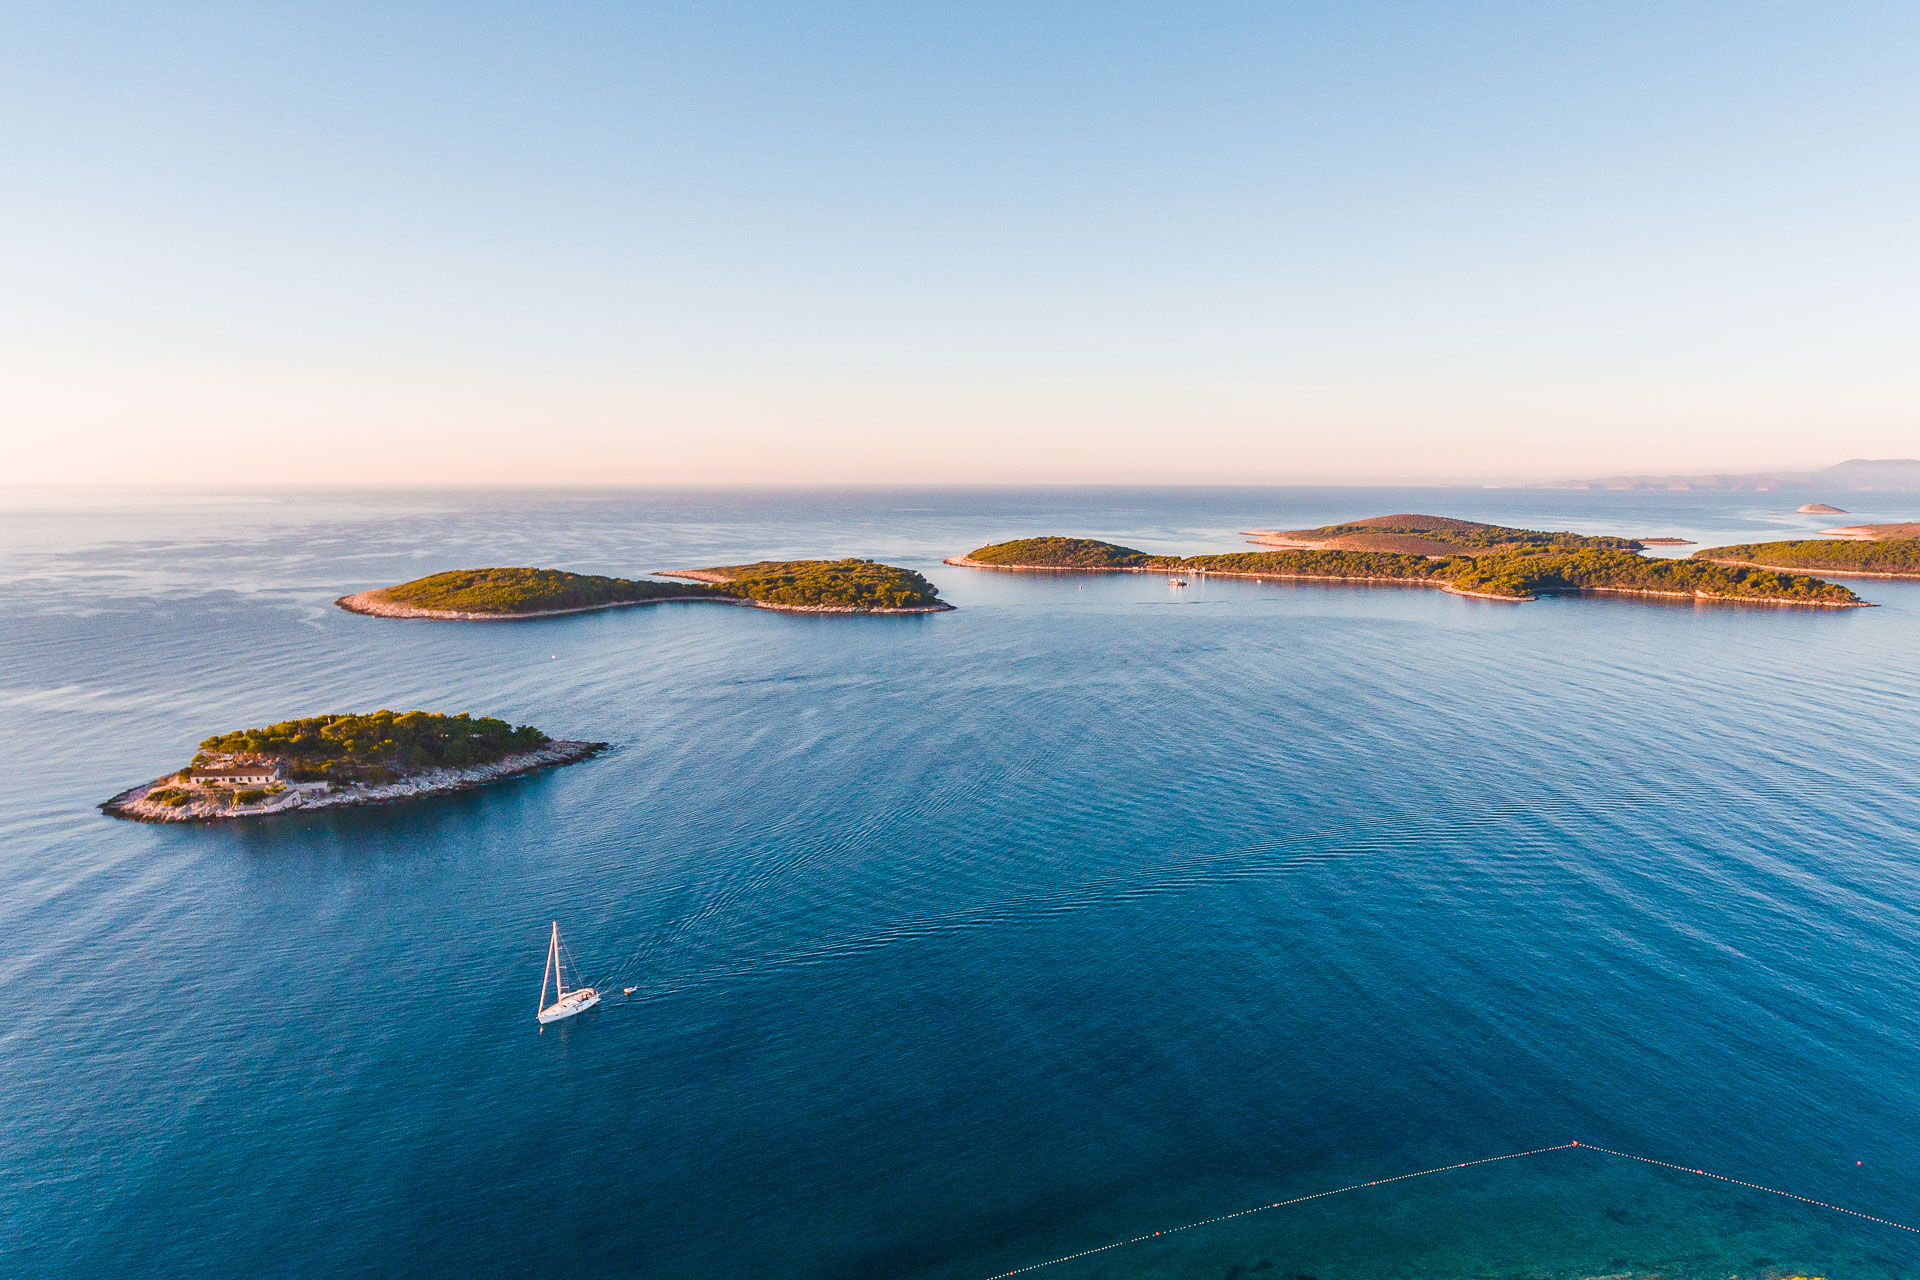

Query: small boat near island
536;922;600;1024
948;519;1875;608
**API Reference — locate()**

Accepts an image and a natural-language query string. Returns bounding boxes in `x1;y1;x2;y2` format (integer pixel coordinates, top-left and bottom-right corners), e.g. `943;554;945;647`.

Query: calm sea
2;486;1917;1280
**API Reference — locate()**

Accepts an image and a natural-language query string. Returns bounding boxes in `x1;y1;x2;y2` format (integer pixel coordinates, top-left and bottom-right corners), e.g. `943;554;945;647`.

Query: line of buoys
982;1143;1576;1278
981;1139;1918;1279
1578;1141;1919;1236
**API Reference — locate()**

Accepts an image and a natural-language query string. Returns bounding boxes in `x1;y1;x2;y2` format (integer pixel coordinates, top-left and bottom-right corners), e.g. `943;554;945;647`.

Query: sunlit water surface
2;487;1917;1280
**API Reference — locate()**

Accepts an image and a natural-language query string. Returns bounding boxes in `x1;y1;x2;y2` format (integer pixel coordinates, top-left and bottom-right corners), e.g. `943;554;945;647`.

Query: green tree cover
1691;538;1920;574
964;539;1860;604
377;562;941;612
196;711;551;783
380;567;719;614
1175;550;1451;580
1446;550;1858;603
967;540;1459;581
701;559;943;609
1290;515;1641;552
964;537;1174;568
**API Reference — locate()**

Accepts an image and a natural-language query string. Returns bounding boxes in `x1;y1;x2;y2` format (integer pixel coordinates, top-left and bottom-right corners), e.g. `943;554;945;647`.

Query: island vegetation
955;519;1866;607
103;711;604;823
341;559;948;619
368;567;719;615
1445;548;1859;603
960;537;1178;569
1180;549;1449;581
198;710;552;784
659;559;945;610
1692;538;1920;578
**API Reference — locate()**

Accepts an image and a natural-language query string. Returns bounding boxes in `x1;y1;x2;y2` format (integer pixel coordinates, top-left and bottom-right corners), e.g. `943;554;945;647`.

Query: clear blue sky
5;2;1916;485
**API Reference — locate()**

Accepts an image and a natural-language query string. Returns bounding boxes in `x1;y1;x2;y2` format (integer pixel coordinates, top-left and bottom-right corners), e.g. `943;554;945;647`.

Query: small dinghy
536;921;600;1024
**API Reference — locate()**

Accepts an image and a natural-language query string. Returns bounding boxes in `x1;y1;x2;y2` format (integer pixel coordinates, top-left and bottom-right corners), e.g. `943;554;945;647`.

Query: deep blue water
3;486;1918;1280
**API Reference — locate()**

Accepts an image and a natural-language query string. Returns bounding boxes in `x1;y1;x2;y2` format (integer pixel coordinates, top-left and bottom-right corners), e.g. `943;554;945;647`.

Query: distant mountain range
1553;458;1920;491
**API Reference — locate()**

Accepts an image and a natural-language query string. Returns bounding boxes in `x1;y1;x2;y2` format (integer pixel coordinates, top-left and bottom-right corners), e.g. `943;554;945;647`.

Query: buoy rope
981;1139;1918;1279
1576;1142;1919;1235
983;1143;1576;1278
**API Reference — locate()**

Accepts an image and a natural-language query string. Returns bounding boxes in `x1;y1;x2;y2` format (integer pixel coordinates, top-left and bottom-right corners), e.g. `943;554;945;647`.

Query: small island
1693;536;1920;579
1797;503;1847;515
655;559;951;612
1241;513;1641;556
951;515;1867;607
102;711;605;823
339;560;949;620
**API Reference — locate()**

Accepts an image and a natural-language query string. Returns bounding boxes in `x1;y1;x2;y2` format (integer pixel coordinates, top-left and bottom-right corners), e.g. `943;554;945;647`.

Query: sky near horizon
4;3;1917;487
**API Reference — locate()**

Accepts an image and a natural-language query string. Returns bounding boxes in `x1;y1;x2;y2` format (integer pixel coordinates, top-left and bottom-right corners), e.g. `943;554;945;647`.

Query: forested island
344;567;713;616
1693;538;1920;579
102;711;605;823
656;559;949;610
952;517;1866;608
339;560;948;619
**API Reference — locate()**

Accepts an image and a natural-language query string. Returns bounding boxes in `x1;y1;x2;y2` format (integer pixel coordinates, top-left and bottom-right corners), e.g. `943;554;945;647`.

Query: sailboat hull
536;988;600;1023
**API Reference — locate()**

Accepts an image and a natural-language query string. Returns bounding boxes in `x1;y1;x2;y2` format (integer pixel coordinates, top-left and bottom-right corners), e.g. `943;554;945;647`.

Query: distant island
952;515;1867;607
1693;537;1920;579
339;560;949;619
1797;503;1847;515
1554;457;1920;492
102;711;605;823
1242;514;1641;556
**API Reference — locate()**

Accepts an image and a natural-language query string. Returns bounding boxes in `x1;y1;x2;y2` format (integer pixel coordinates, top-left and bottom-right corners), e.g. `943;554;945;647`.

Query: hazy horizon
6;3;1917;486
5;458;1918;496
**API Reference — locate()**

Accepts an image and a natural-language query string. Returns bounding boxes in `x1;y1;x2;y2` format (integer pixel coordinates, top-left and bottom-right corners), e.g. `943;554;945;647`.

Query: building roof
189;762;284;778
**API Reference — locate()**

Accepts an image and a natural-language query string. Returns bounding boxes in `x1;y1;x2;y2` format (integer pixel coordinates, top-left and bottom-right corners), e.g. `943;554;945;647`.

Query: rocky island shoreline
101;712;605;824
336;589;717;621
339;561;951;620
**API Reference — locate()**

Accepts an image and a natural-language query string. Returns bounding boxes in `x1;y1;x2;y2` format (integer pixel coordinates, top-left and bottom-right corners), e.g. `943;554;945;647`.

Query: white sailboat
535;921;600;1024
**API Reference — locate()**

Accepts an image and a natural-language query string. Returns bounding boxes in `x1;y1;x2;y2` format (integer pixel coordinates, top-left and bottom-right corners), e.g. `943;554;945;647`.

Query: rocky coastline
1695;557;1920;581
337;586;952;619
101;739;607;823
335;590;716;621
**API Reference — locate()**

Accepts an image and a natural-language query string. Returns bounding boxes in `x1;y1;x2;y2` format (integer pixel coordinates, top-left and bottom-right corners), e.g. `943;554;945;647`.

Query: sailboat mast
554;922;567;998
539;923;556;1013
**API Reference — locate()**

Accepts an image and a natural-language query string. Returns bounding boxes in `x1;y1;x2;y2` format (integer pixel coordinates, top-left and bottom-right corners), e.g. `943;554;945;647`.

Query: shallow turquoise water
1;487;1917;1279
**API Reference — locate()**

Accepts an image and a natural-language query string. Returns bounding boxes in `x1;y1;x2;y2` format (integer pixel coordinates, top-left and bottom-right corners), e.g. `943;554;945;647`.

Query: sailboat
535;922;601;1024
